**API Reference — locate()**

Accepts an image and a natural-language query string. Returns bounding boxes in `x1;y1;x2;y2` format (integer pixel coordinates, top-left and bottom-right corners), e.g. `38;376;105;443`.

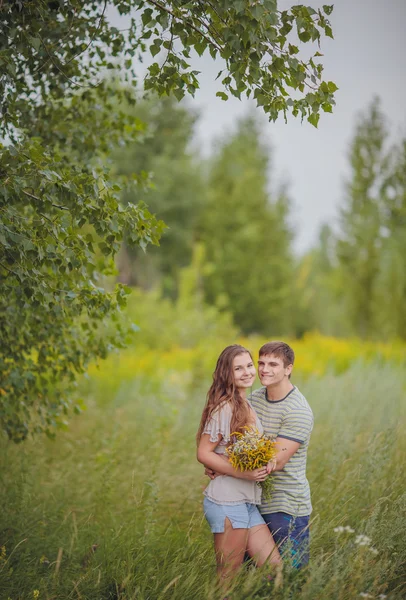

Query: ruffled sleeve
202;402;232;443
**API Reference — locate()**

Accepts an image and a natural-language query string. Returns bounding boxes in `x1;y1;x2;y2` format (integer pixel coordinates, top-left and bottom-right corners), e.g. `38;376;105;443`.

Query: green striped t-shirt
250;386;313;517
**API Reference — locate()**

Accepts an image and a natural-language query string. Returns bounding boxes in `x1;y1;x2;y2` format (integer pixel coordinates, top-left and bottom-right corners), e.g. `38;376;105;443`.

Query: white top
202;401;264;505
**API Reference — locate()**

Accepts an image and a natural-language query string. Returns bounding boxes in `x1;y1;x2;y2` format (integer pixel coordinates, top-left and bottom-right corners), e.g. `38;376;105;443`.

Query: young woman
196;345;282;588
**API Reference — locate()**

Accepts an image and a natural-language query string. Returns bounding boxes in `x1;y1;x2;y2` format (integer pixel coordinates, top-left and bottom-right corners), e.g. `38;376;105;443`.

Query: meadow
1;335;405;600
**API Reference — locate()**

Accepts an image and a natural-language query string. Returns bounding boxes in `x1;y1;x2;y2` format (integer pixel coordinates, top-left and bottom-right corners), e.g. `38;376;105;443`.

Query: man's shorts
262;512;310;568
203;497;266;533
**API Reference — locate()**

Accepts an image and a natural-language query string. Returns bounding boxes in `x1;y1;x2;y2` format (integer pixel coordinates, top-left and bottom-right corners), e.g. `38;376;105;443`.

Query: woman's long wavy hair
196;345;255;444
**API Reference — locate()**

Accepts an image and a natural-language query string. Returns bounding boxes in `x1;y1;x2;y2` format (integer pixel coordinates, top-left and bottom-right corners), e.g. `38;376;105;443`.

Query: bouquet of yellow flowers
226;427;277;501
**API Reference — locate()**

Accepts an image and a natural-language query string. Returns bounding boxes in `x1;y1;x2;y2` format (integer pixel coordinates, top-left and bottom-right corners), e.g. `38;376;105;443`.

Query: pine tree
116;96;205;294
201;116;294;335
293;224;348;337
372;139;406;338
336;99;388;337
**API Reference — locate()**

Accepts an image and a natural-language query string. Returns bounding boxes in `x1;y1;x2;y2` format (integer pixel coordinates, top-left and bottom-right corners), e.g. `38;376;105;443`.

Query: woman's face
232;352;256;390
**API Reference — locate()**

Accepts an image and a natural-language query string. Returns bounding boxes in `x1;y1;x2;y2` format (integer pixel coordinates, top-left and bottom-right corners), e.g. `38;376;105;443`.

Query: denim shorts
203;497;266;533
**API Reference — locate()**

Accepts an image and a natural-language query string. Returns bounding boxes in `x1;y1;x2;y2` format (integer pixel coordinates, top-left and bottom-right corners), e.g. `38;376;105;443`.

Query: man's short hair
259;341;295;368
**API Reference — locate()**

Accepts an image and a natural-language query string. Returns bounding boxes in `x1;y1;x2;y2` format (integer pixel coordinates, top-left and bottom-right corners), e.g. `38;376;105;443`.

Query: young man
250;341;313;568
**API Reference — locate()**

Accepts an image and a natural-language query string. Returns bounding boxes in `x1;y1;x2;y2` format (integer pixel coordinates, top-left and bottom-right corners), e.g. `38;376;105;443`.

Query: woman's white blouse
202;401;263;506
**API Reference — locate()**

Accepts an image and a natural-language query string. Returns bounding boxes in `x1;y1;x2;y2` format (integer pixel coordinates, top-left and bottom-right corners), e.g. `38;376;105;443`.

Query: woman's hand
242;467;268;482
266;458;277;475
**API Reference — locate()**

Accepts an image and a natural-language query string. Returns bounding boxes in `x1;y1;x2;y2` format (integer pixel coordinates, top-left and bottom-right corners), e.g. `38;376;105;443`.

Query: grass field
1;346;405;599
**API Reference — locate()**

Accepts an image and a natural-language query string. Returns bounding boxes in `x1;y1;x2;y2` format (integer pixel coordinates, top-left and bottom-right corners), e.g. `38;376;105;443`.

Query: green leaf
325;25;334;38
28;36;41;51
173;88;185;101
148;63;160;76
142;8;153;26
251;4;265;20
221;47;233;60
234;0;245;13
195;41;207;56
150;42;161;57
216;91;229;101
298;30;311;42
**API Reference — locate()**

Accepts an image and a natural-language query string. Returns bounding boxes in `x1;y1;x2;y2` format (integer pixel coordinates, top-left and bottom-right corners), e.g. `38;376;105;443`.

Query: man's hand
204;466;220;480
266;458;277;475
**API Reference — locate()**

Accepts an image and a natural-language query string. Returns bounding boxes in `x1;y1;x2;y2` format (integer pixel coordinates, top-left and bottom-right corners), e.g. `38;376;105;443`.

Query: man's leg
262;512;310;569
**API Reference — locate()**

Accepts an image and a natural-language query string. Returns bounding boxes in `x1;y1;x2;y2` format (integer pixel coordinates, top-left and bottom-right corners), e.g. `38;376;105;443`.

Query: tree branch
200;0;228;27
63;0;108;68
22;190;70;211
160;18;174;72
146;0;222;53
36;32;97;89
0;262;19;278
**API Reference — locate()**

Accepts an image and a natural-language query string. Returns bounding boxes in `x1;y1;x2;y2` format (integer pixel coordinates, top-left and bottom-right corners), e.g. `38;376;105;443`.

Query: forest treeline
116;96;406;340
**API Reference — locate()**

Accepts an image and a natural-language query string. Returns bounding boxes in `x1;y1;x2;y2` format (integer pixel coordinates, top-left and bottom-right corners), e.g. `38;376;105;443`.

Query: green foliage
124;244;237;349
1;1;336;135
0;82;166;442
1;1;136;136
140;1;337;125
0;128;165;442
201;115;294;335
296;99;406;341
333;99;406;340
293;225;349;338
0;0;336;441
336;99;388;337
372;139;406;338
115;96;205;292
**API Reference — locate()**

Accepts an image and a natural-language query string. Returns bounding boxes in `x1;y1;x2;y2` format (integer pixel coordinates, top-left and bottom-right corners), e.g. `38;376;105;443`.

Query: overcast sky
110;0;406;253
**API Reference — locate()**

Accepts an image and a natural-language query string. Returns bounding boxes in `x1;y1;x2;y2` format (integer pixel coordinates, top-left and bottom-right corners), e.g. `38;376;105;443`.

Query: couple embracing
196;341;313;590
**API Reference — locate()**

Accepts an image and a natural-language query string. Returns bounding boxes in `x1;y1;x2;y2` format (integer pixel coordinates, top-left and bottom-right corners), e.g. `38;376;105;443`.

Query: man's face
258;353;292;387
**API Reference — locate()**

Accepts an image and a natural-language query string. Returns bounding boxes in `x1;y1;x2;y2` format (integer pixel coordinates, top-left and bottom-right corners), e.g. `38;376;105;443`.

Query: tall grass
1;361;405;599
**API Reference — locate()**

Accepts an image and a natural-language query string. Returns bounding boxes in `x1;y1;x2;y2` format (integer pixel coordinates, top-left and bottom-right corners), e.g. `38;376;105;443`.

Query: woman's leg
213;518;248;585
246;524;283;587
246;524;281;566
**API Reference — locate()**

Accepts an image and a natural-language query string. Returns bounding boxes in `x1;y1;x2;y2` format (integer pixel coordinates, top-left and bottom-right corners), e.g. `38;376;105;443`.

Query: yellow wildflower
226;427;277;500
